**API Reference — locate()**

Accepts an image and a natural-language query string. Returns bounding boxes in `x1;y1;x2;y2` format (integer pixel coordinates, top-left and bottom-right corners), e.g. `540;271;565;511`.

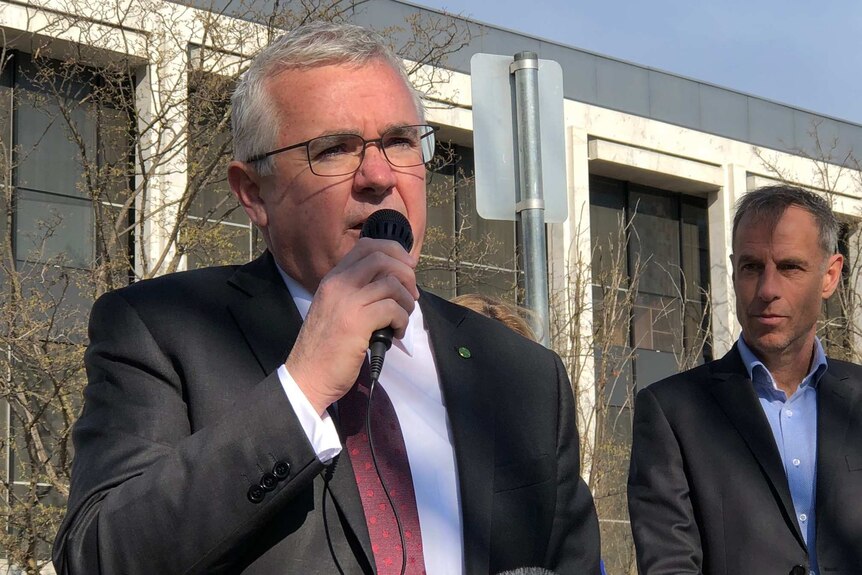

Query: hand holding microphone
359;209;414;381
285;209;417;415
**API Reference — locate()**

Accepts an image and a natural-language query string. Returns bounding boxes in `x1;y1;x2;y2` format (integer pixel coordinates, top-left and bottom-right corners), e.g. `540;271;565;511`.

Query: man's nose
354;144;397;194
756;266;781;302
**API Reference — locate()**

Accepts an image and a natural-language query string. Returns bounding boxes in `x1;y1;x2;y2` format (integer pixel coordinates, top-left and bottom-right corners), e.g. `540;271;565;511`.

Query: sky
413;0;862;125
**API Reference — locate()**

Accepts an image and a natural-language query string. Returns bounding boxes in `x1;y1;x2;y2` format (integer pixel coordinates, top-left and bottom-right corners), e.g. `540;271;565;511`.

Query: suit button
247;484;266;503
789;565;807;575
260;472;277;491
273;461;290;480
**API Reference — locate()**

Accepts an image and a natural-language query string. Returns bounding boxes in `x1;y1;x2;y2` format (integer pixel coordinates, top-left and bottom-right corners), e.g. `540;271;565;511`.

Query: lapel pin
457;346;472;359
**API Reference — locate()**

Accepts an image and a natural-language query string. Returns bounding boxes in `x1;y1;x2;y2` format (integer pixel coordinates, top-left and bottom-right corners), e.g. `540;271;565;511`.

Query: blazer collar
816;361;860;497
226;251;304;375
707;345;806;548
419;291;495;575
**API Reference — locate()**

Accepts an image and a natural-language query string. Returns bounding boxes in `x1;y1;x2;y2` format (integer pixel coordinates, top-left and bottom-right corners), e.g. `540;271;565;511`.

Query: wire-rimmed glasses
245;124;438;177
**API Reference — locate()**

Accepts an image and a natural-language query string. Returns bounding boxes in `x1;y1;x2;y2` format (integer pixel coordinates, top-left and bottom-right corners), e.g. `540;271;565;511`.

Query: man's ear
821;252;845;299
228;161;267;228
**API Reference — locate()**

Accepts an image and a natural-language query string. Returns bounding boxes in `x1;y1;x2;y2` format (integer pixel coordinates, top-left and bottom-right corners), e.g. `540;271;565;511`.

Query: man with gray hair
53;21;600;574
628;185;862;574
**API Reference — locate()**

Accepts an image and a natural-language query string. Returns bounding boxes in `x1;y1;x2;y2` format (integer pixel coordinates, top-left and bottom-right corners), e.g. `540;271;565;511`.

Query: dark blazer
627;345;862;575
53;252;600;575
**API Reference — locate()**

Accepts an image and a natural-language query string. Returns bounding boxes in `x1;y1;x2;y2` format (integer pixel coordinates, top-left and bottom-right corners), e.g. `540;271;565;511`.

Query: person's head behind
228;21;430;293
451;294;537;341
730;185;843;368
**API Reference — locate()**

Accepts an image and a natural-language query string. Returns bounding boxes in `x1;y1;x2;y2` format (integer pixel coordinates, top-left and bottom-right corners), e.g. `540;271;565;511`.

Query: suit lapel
707;347;806;547
818;366;858;454
226;252;375;569
226;252;304;375
817;365;859;507
420;292;495;575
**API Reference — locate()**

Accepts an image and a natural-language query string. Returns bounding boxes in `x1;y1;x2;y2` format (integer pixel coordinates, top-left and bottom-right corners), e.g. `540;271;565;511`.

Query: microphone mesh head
360;209;414;252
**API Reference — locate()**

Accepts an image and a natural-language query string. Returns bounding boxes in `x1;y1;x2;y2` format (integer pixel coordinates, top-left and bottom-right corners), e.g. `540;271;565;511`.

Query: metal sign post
510;51;550;346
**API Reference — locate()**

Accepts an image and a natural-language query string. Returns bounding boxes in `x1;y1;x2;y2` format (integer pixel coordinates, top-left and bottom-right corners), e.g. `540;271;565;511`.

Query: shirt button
786;409;794;417
792;458;801;467
799;513;807;522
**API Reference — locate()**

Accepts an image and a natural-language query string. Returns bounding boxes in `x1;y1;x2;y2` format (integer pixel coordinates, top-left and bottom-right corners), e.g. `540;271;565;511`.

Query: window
420;142;518;300
589;175;712;572
590;175;711;400
185;71;261;269
0;51;134;566
12;53;134;271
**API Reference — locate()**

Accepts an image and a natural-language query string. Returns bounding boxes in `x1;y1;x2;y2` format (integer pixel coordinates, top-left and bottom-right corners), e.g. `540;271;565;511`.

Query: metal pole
510;52;550;347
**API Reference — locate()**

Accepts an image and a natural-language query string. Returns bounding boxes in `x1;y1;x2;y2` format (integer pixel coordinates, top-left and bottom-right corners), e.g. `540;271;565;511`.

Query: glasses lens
307;134;364;176
382;125;435;167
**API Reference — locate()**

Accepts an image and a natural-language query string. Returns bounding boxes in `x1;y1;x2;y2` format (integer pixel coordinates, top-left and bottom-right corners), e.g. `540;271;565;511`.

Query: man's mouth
753;314;784;326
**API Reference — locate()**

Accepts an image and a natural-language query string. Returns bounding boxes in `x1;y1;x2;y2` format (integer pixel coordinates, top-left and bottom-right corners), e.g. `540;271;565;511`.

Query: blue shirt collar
737;335;827;393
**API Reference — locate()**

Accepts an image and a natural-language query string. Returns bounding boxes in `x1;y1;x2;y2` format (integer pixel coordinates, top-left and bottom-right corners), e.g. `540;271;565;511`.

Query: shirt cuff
277;364;342;463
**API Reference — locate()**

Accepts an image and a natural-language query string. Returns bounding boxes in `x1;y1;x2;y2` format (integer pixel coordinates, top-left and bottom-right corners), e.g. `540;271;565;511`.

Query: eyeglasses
245;124;438;177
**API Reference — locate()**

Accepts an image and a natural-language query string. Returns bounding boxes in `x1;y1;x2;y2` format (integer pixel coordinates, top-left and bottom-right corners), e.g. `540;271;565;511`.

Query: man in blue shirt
628;185;862;575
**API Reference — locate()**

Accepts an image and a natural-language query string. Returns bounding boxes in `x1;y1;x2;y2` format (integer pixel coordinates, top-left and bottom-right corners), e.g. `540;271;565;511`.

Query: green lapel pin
457;346;472;359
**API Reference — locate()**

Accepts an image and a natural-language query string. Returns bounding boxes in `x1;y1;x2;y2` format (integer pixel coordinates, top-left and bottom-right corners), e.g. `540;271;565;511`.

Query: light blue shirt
737;336;825;574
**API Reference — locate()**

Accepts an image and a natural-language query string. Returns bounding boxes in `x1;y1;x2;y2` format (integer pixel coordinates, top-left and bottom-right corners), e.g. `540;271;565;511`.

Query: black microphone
359;209;414;382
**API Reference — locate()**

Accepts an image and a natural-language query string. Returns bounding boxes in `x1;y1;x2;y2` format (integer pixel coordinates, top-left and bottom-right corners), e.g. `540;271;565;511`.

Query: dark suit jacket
53;252;600;575
627;345;862;575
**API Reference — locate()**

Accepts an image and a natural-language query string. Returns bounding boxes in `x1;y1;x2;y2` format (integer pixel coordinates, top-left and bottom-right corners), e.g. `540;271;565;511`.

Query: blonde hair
451;294;537;341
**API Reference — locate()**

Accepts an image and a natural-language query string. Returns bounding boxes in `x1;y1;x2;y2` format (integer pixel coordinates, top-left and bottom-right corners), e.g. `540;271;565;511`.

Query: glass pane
8;482;66;563
634;348;679;390
592;404;632;522
594;345;634;407
187;123;242;225
424;144;456;256
632;292;682;352
16;260;95;338
455;149;517;274
589;176;628;287
416;269;456;300
0;398;7;484
16;86;95;199
1;82;11;258
16;190;94;267
629;186;680;298
184;221;251;269
420;146;457;295
188;71;239;224
95;203;133;286
592;285;630;348
680;197;709;301
99;105;133;204
455;266;518;300
683;299;711;366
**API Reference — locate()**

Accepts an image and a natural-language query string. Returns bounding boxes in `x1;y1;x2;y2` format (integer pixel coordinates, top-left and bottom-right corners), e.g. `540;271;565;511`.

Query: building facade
2;0;862;572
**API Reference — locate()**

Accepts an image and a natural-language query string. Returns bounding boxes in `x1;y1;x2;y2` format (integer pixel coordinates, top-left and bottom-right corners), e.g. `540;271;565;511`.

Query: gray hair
732;184;840;257
231;20;425;176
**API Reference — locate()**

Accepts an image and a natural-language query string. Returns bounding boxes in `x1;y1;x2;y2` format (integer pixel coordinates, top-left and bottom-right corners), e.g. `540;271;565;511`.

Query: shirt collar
737;335;827;393
275;262;417;357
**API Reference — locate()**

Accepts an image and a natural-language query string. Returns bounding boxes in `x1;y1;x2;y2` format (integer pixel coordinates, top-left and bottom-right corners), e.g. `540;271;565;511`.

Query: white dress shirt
275;270;465;574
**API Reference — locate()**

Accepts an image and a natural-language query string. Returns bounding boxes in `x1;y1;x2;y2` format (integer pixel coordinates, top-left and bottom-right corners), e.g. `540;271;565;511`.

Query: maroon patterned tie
339;361;427;575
